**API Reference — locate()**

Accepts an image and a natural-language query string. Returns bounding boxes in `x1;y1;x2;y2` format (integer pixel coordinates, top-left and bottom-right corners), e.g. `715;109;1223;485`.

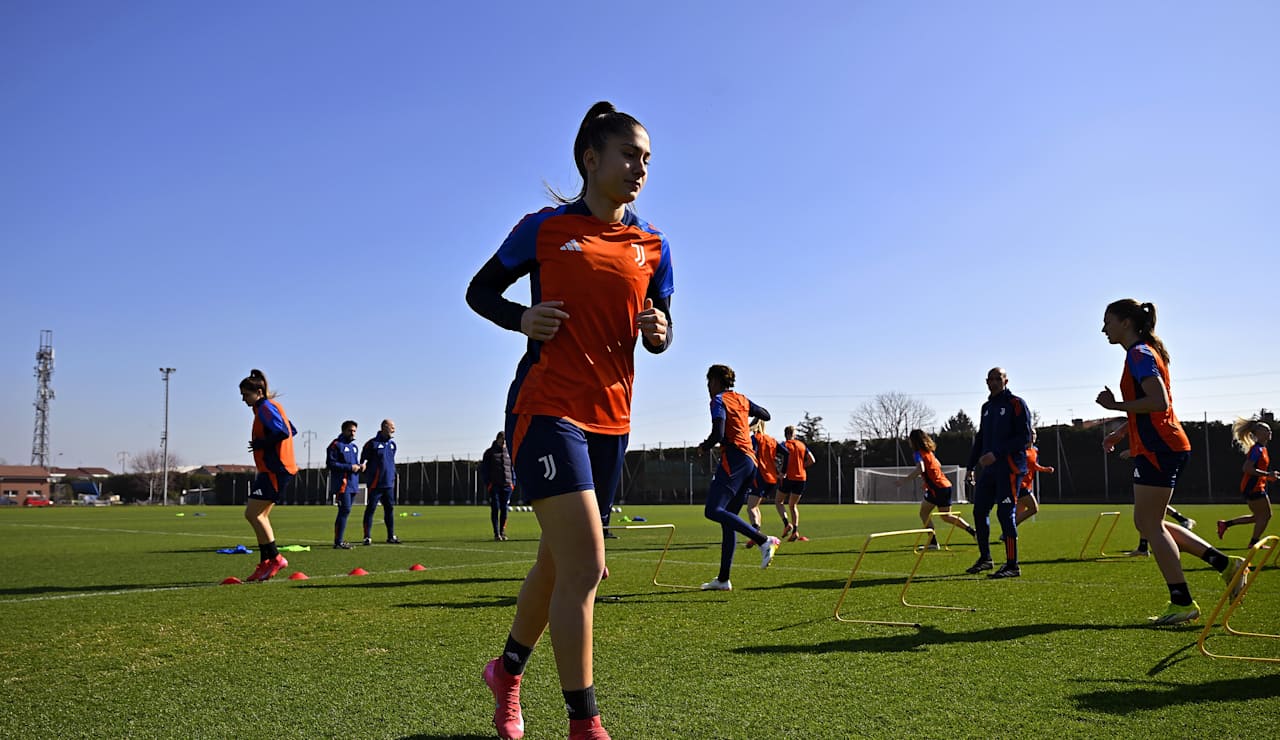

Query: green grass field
1;503;1276;739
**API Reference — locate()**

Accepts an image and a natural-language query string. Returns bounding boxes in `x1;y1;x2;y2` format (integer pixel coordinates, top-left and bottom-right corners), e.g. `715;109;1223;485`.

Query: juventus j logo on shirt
539;454;557;480
632;243;646;267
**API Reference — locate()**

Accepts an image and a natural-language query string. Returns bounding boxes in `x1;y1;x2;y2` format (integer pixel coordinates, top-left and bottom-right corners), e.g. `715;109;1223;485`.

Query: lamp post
160;368;176;506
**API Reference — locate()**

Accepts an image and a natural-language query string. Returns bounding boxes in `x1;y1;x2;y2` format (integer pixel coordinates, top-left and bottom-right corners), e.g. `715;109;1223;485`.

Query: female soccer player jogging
900;429;976;549
1095;299;1246;625
696;364;782;591
239;369;297;583
466;101;673;740
1217;418;1275;547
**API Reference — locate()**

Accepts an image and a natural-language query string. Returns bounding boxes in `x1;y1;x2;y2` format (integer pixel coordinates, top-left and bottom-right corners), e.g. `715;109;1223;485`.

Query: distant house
191;464;257;476
0;466;53;501
51;466;115;499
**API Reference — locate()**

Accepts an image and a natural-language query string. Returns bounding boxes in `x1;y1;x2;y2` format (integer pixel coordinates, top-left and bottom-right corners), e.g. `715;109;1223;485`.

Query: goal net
852;466;969;504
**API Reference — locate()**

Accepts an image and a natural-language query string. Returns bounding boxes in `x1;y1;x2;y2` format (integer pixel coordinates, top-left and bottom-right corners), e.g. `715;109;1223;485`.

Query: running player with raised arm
1096;299;1246;624
1217;417;1275;548
239;369;297;582
1014;429;1055;526
696;364;782;591
466;101;672;740
900;429;977;549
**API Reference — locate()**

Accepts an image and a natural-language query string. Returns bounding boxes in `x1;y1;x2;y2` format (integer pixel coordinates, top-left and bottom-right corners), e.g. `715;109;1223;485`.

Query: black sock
501;634;533;676
261;541;279;560
1168;582;1193;606
1168;507;1190;526
966;525;977;535
563;686;598;721
1200;547;1229;572
1248;537;1259;548
1137;539;1149;553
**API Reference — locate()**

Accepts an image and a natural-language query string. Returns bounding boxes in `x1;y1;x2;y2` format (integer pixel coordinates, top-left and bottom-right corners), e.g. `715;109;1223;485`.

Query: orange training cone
288;572;309;580
349;567;369;576
409;563;426;571
220;577;243;585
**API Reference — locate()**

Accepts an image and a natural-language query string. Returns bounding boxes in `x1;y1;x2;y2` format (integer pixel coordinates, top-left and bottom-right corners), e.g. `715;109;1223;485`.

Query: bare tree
847;392;936;440
130;448;182;501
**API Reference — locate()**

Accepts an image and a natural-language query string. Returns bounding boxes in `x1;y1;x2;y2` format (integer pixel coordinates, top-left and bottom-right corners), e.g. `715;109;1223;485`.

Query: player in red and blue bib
1217;418;1275;547
239;369;297;583
466;102;672;740
741;420;781;547
1014;430;1055;526
1098;299;1246;625
776;427;815;541
696;365;782;591
901;429;976;549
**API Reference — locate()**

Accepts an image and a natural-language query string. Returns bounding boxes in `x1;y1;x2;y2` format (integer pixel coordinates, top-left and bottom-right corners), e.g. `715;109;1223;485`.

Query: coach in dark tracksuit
965;367;1032;578
480;432;515;541
327;420;364;549
361;419;400;544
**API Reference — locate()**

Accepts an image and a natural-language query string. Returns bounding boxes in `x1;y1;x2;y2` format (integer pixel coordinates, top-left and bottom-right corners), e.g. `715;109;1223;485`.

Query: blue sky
3;1;1278;470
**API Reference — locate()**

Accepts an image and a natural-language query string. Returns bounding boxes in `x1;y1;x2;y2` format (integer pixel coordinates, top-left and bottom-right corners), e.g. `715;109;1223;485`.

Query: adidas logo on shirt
559;240;583;252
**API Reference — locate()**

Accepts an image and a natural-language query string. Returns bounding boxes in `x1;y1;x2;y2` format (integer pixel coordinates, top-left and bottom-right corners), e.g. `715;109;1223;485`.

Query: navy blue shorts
507;414;627;501
1132;451;1191;488
1244;486;1270;502
249;471;294;503
749;480;778;500
924;483;954;508
779;479;806;496
1017;486;1035;500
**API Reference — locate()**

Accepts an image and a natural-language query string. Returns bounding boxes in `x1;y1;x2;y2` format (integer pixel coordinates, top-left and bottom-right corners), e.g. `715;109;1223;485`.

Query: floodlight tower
30;330;55;468
160;367;176;505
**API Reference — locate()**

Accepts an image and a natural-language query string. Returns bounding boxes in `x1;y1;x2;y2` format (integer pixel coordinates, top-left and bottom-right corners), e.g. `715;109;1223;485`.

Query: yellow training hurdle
1198;535;1280;664
614;523;700;590
834;528;975;627
1078;511;1124;560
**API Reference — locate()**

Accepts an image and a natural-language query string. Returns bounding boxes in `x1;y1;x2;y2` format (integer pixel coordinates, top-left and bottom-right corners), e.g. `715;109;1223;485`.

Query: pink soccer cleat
483;658;524;739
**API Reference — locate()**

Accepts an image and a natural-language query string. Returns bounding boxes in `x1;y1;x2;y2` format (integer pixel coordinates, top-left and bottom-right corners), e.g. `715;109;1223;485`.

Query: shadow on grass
1072;673;1280;714
751;573;979;592
0;581;211;597
395;596;518;609
399;733;492;739
299;576;523;590
734;621;1152;656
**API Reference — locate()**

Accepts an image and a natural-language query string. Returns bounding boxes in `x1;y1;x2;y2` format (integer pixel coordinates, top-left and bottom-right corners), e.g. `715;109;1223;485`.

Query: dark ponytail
238;368;274;399
1105;299;1170;364
548;101;645;204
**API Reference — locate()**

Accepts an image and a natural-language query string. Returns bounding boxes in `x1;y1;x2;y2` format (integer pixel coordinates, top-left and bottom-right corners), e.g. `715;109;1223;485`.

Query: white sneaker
700;578;732;591
760;536;781;569
1183;517;1197;530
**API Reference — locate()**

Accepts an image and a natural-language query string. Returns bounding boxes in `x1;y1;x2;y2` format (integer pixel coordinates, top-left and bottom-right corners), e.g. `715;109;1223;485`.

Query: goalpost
852;466;969;504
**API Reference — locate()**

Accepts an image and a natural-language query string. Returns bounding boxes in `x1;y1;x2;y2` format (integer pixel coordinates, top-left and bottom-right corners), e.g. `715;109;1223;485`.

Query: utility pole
31;330;54;468
160;368;176;506
301;430;317;501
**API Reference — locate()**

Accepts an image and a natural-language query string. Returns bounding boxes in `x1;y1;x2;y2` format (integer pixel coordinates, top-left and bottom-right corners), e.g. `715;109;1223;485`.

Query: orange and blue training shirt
915;449;951;492
466;200;674;435
1242;443;1270;495
1120;342;1190;464
251;398;298;476
781;439;810;481
702;390;769;472
754;432;780;484
1021;445;1052;491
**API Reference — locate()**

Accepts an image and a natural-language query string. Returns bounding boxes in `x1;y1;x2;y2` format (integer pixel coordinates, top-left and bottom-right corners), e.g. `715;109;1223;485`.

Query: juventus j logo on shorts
539;454;557;480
